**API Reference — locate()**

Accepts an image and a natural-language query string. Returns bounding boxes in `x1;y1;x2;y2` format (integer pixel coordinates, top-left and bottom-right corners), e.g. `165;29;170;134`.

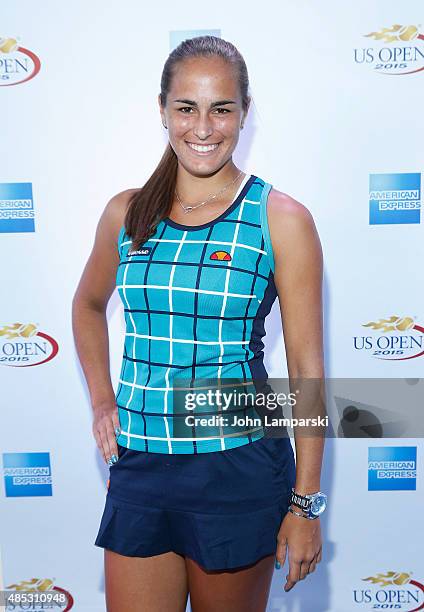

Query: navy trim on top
163;174;256;232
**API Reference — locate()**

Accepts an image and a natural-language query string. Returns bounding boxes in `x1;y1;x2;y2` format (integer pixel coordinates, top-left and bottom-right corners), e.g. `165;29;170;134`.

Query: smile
186;142;220;154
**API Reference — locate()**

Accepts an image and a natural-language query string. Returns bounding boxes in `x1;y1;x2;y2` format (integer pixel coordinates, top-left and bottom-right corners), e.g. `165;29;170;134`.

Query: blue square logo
0;182;35;233
369;173;421;225
368;446;416;491
3;452;52;497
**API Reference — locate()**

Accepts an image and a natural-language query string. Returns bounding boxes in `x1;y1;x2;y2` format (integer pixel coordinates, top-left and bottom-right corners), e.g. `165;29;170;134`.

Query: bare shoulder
267;187;315;229
266;187;322;264
100;187;139;245
103;187;139;225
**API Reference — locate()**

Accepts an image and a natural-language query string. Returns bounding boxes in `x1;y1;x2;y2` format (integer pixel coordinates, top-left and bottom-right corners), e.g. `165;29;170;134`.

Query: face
158;56;249;176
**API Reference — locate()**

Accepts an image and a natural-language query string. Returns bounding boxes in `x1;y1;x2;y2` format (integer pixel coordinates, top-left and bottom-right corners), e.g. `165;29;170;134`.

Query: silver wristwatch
288;487;327;520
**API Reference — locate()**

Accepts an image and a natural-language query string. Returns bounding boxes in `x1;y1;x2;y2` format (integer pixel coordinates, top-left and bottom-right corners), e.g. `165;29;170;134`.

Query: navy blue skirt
94;435;296;571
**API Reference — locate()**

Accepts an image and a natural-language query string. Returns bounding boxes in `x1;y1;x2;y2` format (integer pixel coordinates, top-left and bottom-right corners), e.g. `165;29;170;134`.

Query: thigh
186;553;276;612
105;549;189;612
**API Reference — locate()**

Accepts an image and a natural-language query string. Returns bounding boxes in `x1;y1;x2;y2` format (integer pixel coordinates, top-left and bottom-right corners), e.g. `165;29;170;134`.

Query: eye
214;108;230;114
178;107;194;113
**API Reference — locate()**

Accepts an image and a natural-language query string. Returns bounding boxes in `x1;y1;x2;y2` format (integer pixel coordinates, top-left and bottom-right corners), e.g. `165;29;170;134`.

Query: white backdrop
1;1;423;610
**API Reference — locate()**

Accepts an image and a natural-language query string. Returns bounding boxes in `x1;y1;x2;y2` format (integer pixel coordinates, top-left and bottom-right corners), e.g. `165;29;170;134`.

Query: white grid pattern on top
216;189;247;448
162;227;188;452
121;250;135;448
116;176;272;450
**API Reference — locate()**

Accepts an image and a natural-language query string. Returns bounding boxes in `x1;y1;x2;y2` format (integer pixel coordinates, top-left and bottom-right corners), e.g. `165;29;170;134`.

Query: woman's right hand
92;400;121;465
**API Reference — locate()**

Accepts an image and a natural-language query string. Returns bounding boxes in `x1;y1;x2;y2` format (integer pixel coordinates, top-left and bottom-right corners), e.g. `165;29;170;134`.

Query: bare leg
186;553;275;612
104;549;189;612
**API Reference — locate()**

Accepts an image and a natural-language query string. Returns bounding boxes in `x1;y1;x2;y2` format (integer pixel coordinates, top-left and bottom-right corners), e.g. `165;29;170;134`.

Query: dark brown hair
124;35;250;249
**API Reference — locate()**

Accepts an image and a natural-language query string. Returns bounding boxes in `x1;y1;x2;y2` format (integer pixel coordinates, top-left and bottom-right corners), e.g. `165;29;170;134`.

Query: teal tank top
115;173;277;453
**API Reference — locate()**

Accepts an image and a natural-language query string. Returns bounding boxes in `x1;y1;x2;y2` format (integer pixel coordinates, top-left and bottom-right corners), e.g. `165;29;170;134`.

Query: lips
186;141;221;154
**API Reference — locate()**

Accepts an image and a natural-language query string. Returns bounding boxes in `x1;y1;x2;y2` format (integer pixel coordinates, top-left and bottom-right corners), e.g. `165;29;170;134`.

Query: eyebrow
172;99;236;108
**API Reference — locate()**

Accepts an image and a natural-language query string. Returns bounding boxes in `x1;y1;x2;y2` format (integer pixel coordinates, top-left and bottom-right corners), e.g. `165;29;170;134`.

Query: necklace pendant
174;170;243;215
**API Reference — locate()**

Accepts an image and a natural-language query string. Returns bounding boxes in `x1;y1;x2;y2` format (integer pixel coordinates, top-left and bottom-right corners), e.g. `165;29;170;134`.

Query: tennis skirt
94;434;296;571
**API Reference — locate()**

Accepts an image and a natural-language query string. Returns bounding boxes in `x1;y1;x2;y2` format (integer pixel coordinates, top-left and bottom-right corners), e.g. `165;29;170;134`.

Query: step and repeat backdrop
1;1;423;611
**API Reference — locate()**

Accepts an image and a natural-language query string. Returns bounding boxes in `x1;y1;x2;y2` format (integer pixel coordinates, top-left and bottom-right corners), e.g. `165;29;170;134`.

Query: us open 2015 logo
0;323;59;367
0;36;41;86
354;25;424;75
6;577;74;610
353;571;424;610
353;315;424;360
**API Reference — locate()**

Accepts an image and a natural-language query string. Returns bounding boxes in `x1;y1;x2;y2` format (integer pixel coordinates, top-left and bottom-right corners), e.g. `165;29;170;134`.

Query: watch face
310;493;327;515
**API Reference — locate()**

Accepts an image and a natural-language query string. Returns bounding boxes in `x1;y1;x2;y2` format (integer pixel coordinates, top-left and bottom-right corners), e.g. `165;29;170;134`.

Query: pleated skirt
94;434;296;571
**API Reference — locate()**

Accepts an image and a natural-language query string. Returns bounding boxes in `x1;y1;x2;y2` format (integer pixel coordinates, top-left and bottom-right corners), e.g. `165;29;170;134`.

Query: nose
192;112;214;140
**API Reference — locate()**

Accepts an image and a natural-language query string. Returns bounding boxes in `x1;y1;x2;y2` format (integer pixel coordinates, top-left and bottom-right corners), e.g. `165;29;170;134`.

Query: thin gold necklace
175;171;244;214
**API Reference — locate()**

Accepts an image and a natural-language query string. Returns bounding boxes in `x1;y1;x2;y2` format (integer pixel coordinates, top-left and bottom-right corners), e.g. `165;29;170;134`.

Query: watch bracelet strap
291;498;311;510
290;489;312;510
288;506;317;520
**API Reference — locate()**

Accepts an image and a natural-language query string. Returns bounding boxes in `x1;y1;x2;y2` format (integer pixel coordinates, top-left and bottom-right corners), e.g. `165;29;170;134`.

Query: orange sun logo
210;250;232;261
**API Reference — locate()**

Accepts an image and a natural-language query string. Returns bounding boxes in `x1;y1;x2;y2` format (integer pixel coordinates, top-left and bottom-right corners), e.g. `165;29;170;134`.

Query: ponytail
125;143;178;249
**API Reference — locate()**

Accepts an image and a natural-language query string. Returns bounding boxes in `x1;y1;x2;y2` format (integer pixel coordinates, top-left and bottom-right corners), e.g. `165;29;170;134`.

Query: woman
72;35;325;612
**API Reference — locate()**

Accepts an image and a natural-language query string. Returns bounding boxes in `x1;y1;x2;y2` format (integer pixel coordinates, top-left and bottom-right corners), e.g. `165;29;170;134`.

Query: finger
104;419;120;464
316;547;322;563
98;426;113;465
276;535;288;566
300;559;314;580
308;559;317;574
92;428;104;460
284;560;301;591
111;408;121;434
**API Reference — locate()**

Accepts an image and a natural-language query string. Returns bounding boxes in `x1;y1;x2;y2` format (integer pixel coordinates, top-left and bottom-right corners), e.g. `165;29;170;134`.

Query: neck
175;162;243;203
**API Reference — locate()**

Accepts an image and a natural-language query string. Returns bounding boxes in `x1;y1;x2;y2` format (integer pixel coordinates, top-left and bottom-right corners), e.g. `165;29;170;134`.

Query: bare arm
267;188;325;494
267;188;324;590
71;189;136;463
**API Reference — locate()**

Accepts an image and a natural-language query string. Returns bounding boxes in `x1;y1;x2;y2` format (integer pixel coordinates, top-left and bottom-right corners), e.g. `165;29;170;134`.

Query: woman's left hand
276;509;322;591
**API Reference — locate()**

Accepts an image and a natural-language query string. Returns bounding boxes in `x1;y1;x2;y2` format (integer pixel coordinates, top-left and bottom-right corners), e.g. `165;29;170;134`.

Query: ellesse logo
210;250;232;261
128;247;152;256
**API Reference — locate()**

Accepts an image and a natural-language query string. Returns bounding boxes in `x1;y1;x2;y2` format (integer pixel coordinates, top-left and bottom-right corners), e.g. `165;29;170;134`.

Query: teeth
187;142;219;152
